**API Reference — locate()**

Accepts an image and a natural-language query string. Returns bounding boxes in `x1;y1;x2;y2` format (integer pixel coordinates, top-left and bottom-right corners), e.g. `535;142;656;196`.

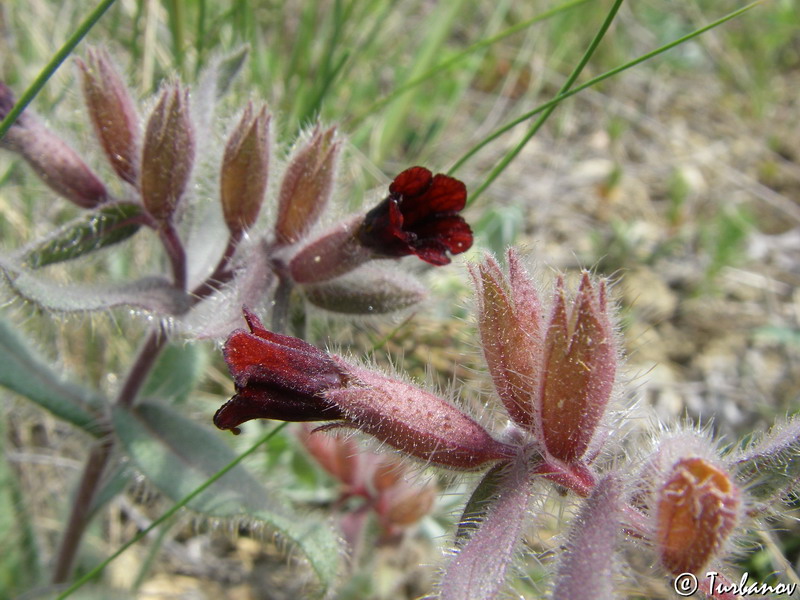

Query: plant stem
51;327;168;584
52;231;238;583
51;436;114;583
468;0;625;204
271;275;293;334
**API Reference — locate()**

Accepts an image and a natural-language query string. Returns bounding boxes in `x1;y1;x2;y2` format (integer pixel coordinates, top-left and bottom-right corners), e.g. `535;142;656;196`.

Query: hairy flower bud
301;266;427;314
656;457;740;575
275;125;339;246
471;250;542;429
538;274;616;463
77;48;140;185
0;82;108;209
298;424;360;487
326;363;513;470
221;102;270;236
140;84;194;224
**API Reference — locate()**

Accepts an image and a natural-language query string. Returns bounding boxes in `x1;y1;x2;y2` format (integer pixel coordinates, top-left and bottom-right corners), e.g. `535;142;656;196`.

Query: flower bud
326;363;513;470
538;274;616;463
301;265;427;314
298;424;360;487
221;102;270;236
140;84;194;224
656;456;740;575
0;82;107;209
471;250;542;429
77;49;140;185
275;125;339;246
382;479;437;527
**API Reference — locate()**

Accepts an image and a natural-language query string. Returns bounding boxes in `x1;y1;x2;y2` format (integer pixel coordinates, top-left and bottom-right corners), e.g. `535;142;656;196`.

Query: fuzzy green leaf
112;402;342;595
0;260;190;315
142;343;207;404
21;202;143;269
0;316;104;434
215;46;249;99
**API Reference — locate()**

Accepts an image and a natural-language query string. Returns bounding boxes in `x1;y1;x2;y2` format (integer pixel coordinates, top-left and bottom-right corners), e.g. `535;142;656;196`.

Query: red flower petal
389;166;432;197
214;385;344;433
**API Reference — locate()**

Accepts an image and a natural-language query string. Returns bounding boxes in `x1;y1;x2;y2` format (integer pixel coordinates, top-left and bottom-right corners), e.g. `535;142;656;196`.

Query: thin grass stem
467;0;625;204
55;424;288;600
449;0;766;190
0;0;117;140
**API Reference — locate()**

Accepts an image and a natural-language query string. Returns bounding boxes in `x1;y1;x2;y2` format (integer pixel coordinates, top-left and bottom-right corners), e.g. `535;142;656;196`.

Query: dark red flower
213;307;346;434
358;166;473;266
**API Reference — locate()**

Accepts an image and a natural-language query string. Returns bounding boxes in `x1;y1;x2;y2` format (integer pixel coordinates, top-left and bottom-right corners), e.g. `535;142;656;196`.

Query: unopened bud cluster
298;425;437;545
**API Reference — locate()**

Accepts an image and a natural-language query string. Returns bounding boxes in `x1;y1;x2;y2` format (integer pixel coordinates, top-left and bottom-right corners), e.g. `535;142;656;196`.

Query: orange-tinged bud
140;84;194;224
656;457;740;575
371;458;405;493
275;125;339;246
220;102;270;236
471;251;542;429
77;49;140;185
538;273;616;462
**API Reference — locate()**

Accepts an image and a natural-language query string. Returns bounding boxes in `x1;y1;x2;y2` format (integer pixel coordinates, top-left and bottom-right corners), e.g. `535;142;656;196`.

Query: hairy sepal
439;454;533;600
551;474;622;600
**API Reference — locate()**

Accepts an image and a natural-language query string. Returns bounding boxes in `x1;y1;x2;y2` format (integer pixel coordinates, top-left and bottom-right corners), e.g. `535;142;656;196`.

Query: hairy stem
159;224;187;291
52;232;240;583
51;436;114;583
51;328;168;584
271;274;293;334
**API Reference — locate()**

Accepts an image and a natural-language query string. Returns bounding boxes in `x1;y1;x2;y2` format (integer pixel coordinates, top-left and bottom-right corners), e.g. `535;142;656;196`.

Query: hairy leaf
113;402;342;595
142;342;207;404
1;260;190;315
732;417;800;501
0;316;104;434
20;202;143;269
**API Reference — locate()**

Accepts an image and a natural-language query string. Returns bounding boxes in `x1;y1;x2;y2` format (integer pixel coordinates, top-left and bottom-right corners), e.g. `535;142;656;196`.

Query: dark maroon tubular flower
213;307;346;434
358;166;473;266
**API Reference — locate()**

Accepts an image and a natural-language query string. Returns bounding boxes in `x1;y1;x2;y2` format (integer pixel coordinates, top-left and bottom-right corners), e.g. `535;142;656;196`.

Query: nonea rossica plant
214;249;800;600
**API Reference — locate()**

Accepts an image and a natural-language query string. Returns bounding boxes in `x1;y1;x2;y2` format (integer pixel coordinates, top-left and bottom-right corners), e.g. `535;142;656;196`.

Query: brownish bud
220;102;270;236
77;48;140;185
0;82;107;209
140;84;194;224
471;251;542;429
274;125;339;246
539;274;617;463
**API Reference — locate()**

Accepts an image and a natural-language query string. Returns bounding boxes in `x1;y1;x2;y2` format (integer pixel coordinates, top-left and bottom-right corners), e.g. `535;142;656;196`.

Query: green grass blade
374;0;466;162
449;0;766;188
467;0;625;204
0;0;117;140
347;0;591;131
